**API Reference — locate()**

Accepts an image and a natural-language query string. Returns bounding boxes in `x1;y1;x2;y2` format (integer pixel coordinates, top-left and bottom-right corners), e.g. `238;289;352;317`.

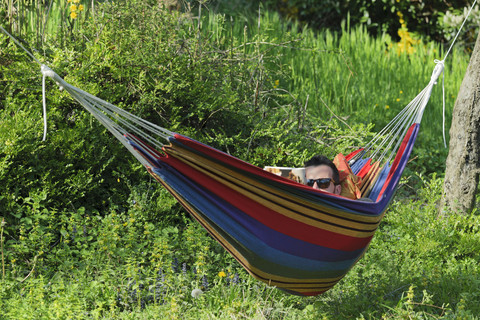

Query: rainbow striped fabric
126;123;420;296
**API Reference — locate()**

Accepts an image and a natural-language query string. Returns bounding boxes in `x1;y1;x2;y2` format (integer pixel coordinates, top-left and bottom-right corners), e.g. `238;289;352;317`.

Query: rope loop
431;59;445;84
41;64;66;141
41;64;56;78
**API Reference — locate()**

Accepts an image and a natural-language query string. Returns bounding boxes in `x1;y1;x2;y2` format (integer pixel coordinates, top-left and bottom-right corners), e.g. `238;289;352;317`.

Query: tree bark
441;33;480;214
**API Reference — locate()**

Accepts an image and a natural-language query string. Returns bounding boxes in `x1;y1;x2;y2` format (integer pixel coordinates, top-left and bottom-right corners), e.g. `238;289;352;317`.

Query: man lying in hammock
304;155;342;195
305;154;370;201
264;153;365;200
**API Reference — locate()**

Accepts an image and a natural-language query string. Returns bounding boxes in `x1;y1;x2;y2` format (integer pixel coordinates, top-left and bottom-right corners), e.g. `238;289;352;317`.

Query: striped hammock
38;61;444;295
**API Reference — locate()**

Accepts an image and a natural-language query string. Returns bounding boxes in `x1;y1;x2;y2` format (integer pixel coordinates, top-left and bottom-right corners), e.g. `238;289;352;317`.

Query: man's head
304;155;341;194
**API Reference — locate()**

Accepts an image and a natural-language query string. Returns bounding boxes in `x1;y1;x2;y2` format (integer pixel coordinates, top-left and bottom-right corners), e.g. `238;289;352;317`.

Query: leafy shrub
439;5;480;49
1;168;479;318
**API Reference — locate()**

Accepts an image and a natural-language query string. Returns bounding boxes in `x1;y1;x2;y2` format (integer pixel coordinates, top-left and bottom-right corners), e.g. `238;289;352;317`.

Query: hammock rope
39;64;173;166
437;0;478;147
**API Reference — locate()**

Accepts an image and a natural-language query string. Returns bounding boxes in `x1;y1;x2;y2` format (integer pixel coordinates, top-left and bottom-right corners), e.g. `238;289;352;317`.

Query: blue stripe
153;165;362;273
368;163;391;201
351;158;369;175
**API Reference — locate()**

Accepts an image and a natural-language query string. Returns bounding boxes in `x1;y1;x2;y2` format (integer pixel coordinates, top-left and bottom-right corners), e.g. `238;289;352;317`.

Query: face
305;165;341;194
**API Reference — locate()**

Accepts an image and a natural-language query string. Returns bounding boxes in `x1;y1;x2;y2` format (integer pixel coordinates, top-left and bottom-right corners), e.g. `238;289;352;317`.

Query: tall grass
2;2;470;172
1;0;95;46
201;9;471;172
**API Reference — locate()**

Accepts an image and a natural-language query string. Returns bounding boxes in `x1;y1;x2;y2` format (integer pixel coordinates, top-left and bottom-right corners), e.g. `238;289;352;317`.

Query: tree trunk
441;33;480;214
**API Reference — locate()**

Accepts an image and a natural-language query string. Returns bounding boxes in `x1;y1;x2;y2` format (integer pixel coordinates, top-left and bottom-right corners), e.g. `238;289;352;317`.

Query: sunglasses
306;178;337;189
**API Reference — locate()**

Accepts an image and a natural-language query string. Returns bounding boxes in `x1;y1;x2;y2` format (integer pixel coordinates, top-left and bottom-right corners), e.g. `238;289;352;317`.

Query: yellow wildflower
73;0;80;3
396;98;400;102
218;271;226;278
70;4;77;12
396;28;420;55
78;4;84;11
273;79;279;89
70;11;78;19
385;105;390;109
400;90;403;94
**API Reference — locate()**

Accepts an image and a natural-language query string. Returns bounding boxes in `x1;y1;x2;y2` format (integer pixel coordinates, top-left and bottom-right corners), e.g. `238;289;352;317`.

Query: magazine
263;166;305;184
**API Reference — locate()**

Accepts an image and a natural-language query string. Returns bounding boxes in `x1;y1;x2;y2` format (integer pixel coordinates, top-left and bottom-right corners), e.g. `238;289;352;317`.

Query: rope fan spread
34;61;442;296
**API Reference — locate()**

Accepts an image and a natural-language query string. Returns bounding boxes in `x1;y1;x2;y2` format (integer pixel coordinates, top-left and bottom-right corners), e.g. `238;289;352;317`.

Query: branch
19;255;38;283
318;96;353;131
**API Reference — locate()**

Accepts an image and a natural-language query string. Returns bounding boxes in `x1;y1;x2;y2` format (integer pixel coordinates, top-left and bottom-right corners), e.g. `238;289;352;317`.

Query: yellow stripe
167;144;382;224
360;161;382;197
165;146;382;237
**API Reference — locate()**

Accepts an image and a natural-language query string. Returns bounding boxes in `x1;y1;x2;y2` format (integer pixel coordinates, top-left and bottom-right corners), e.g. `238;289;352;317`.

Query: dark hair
304;155;340;184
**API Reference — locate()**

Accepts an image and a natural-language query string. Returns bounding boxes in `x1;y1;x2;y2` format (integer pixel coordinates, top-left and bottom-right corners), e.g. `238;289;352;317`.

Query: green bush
1;171;479;318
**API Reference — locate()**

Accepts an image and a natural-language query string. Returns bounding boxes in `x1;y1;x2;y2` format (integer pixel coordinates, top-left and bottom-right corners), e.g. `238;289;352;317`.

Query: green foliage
439;5;480;50
1;0;479;318
194;7;470;174
0;0;94;47
0;51;140;215
1;173;479;318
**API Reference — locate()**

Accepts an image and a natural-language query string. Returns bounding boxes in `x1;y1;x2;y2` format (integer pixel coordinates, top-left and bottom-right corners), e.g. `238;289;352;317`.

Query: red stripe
171;135;351;197
356;159;373;179
162;154;373;251
345;148;364;161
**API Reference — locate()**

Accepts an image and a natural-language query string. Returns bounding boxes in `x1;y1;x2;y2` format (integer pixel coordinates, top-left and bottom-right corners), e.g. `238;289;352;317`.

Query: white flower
191;288;203;298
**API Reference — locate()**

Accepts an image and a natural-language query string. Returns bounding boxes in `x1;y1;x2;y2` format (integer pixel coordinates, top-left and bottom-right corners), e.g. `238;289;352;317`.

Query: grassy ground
1;177;479;319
